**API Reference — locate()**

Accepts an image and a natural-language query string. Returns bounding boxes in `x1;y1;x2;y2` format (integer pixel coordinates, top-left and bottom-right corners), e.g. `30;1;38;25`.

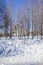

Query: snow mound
0;37;43;65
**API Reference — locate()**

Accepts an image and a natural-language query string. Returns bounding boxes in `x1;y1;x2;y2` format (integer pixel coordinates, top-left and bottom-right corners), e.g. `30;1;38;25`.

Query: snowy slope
0;37;43;65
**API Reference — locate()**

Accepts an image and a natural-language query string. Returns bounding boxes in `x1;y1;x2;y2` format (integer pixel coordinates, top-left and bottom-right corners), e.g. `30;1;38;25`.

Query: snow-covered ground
0;36;43;65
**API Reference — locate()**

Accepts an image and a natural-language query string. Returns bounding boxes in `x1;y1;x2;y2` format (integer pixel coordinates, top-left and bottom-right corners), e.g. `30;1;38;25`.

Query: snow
0;37;43;65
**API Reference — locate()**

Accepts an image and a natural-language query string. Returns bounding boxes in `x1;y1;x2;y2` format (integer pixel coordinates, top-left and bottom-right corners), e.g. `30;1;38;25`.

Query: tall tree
0;0;7;37
26;8;30;38
7;0;13;38
4;12;9;38
32;9;34;39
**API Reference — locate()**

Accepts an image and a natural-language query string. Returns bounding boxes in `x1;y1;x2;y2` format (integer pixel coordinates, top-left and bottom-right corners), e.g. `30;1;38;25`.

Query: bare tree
0;0;9;37
32;0;34;39
32;9;34;39
20;18;25;37
17;6;21;37
22;2;30;38
26;8;30;38
7;0;13;38
4;12;9;38
10;20;12;38
38;0;43;39
39;7;43;39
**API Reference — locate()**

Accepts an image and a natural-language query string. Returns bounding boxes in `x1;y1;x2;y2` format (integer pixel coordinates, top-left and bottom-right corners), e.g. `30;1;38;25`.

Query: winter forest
0;0;43;65
0;0;43;39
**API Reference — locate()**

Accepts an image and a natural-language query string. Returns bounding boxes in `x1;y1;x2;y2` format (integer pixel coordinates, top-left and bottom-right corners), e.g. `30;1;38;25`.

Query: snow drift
0;37;43;65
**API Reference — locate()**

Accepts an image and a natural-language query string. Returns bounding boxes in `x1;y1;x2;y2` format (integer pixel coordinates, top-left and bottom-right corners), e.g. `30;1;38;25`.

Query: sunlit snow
0;37;43;65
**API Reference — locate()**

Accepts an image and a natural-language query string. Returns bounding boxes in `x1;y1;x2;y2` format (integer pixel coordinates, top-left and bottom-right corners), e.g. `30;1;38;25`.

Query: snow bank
0;37;43;65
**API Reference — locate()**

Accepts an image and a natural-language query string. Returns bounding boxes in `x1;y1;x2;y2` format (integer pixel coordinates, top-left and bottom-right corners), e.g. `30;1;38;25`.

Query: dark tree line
0;0;10;38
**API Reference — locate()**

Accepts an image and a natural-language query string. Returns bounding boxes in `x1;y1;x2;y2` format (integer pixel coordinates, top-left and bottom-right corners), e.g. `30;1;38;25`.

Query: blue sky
6;0;38;24
6;0;43;31
0;0;43;23
0;0;43;32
